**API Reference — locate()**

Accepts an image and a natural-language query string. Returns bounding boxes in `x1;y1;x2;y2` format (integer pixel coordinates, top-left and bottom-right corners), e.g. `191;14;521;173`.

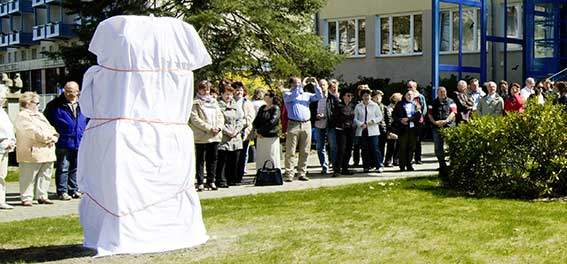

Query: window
326;18;366;57
506;4;522;38
21;50;26;61
440;8;481;52
31;48;37;60
378;13;422;56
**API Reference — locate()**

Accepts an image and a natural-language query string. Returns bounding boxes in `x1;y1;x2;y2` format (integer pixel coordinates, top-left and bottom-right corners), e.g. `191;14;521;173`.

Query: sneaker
58;193;72;201
407;166;415;171
377;167;384;173
38;198;54;205
415;161;423;165
0;203;14;210
21;200;33;207
284;178;293;182
384;163;393;167
321;169;328;175
71;192;83;199
298;176;310;181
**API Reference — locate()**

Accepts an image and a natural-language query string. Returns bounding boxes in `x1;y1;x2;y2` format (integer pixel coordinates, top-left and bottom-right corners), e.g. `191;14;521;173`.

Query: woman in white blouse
354;89;384;173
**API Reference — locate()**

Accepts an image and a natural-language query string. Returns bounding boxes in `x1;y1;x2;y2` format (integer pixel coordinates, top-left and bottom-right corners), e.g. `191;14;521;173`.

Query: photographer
283;77;322;182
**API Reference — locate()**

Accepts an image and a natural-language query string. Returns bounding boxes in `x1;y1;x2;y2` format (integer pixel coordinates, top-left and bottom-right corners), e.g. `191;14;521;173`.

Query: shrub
442;101;567;198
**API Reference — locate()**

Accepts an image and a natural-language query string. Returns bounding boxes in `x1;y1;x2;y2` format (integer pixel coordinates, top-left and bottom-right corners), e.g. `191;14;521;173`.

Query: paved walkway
0;142;439;223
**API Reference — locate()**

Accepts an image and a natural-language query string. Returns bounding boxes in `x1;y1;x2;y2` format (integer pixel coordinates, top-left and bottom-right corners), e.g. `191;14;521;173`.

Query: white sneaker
0;203;14;210
377;167;384;173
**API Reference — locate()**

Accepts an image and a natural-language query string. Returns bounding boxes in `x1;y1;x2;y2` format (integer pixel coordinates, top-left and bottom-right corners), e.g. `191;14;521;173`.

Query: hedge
442;101;567;198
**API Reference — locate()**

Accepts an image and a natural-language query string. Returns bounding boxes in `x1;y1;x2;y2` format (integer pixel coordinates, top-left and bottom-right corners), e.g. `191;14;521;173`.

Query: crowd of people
0;82;86;209
0;76;566;208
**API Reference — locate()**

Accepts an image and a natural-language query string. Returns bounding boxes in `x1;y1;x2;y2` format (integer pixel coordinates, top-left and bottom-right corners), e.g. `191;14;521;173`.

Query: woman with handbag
354;89;384;173
253;90;281;170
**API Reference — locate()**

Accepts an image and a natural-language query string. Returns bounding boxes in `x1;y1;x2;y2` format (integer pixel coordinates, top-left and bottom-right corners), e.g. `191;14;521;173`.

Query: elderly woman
0;91;15;209
354;89;384;173
216;85;245;188
15;92;59;206
189;80;224;191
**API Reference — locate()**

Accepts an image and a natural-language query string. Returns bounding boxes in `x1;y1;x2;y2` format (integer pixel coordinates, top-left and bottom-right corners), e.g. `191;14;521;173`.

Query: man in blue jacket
44;81;87;200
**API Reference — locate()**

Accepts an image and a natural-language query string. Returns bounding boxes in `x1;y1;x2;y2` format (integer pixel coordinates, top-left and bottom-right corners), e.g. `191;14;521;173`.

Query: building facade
317;0;566;87
0;0;77;96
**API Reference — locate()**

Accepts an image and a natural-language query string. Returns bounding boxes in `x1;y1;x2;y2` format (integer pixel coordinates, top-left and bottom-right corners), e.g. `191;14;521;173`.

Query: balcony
0;2;9;17
32;25;45;40
32;0;45;7
45;22;74;39
45;0;60;5
0;33;9;47
8;0;34;15
9;31;33;46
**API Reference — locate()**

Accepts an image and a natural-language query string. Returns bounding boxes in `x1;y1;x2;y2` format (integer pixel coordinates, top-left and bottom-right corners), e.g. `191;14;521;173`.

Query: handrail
546;67;567;82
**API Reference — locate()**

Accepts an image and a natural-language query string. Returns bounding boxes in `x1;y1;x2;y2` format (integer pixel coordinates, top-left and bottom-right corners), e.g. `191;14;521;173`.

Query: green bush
442;102;567;198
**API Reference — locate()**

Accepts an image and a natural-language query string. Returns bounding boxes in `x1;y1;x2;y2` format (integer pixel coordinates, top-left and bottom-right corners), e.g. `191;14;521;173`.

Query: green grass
1;177;567;263
5;169;19;182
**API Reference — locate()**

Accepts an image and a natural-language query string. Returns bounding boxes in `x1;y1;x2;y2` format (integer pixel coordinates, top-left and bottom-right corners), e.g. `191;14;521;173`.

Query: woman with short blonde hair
15;92;59;206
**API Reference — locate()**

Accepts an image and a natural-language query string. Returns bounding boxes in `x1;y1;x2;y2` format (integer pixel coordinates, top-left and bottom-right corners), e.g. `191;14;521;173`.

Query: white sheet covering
78;15;212;256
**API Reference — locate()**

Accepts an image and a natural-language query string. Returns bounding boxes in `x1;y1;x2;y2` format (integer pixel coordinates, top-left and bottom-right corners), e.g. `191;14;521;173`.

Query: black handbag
254;160;283;186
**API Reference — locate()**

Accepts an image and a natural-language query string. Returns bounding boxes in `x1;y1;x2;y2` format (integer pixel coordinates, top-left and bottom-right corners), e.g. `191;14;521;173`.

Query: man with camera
283;77;322;182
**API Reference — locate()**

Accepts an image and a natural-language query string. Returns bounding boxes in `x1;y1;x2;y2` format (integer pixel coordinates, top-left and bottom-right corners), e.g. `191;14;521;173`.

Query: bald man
44;81;88;200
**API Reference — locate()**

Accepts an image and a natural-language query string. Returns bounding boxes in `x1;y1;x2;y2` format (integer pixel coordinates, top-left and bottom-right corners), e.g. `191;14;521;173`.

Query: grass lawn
1;177;566;263
5;169;19;182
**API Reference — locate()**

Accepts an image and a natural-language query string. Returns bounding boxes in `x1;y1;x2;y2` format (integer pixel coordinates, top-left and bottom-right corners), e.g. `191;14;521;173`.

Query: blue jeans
55;148;78;196
316;127;337;172
359;135;382;170
432;128;447;168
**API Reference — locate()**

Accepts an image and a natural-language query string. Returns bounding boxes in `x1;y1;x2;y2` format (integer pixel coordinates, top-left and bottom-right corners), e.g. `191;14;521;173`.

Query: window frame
325;17;367;58
376;12;423;57
439;7;481;55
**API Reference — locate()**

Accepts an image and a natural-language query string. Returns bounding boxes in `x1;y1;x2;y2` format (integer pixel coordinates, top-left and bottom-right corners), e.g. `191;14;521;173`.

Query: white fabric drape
78;15;212;256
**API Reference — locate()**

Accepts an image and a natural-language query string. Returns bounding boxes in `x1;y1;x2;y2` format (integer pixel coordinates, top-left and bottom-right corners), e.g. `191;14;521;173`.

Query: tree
45;0;159;83
49;0;342;86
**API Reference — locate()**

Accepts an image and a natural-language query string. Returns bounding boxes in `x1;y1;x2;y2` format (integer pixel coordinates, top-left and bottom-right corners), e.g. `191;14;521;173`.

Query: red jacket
504;94;525;113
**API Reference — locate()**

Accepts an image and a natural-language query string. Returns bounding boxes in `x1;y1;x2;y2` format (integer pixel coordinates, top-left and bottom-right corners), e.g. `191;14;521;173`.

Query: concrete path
0;142;439;223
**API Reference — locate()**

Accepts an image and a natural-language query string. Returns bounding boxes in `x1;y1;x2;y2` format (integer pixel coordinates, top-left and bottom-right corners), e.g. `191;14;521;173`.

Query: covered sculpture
78;16;212;256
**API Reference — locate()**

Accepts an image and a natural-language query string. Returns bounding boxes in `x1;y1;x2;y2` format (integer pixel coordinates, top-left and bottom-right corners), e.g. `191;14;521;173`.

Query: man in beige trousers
283;77;322;182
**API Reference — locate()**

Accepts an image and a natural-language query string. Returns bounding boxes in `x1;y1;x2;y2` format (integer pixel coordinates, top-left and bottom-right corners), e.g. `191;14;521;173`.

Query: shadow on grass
400;176;476;199
0;244;96;263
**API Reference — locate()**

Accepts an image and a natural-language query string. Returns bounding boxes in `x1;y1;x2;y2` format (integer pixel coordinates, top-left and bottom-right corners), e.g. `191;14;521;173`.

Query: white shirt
520;87;534;101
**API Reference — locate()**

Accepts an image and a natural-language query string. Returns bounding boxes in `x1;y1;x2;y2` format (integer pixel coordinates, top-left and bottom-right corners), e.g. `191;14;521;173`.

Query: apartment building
0;0;78;95
317;0;567;87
